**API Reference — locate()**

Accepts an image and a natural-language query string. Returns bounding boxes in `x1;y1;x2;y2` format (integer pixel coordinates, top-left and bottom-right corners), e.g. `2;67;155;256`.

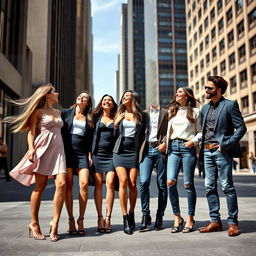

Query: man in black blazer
199;76;247;236
138;105;168;231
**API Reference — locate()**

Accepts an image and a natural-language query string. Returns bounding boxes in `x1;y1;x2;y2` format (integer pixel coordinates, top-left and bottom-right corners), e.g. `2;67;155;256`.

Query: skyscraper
186;0;256;167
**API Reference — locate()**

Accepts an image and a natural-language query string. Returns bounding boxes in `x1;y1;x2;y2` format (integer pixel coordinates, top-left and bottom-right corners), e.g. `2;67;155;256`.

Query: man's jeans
167;140;197;216
204;148;238;224
139;146;167;218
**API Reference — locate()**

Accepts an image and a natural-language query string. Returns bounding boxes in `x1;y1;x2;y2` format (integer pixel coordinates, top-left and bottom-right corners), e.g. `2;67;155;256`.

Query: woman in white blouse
166;87;201;233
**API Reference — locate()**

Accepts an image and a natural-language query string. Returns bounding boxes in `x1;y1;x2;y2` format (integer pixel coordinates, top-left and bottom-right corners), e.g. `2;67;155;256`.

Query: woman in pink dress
4;83;67;242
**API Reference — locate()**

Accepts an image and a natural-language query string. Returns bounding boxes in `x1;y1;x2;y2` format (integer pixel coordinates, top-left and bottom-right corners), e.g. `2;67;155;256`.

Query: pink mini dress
10;113;67;186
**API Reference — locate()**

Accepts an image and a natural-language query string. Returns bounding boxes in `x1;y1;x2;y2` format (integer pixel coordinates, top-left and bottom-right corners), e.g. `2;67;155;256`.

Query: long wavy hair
3;83;53;133
168;87;200;123
91;94;118;120
115;90;142;124
70;91;93;127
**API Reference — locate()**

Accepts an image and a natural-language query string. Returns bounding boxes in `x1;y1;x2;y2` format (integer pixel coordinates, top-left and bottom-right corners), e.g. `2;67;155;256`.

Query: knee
34;184;46;193
106;181;115;190
56;180;66;191
184;183;195;193
140;179;149;188
167;179;176;187
95;180;104;189
80;181;89;191
129;181;137;190
119;177;128;188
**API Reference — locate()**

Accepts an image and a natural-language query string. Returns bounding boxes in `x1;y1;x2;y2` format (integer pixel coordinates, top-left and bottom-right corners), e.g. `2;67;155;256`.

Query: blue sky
92;0;127;104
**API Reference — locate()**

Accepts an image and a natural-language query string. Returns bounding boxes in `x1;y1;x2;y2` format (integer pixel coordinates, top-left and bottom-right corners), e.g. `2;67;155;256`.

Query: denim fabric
204;148;238;224
139;146;167;217
167;140;197;216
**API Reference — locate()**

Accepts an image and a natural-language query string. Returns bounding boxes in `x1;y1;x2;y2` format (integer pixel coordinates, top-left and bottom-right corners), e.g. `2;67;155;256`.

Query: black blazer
91;115;117;155
200;97;247;158
61;108;93;152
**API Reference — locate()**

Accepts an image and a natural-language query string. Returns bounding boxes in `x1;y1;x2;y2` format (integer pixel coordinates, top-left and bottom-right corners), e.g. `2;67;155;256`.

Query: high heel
68;217;77;235
182;220;195;233
49;222;59;242
97;215;105;233
129;211;135;231
27;222;45;240
123;215;132;235
104;215;112;233
171;218;184;233
77;217;85;235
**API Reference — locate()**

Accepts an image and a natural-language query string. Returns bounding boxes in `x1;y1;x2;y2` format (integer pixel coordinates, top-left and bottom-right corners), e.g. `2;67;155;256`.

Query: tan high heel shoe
27;222;45;240
104;215;112;233
68;217;77;235
77;217;85;235
49;221;59;242
97;215;105;233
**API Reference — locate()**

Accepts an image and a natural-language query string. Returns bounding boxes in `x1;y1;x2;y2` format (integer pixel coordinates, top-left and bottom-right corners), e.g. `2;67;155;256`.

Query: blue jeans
139;145;167;218
204;148;238;224
167;140;197;216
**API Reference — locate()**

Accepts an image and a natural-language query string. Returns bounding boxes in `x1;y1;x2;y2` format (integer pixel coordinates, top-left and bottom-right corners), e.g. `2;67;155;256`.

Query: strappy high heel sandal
49;221;60;242
77;217;85;235
68;217;77;235
97;215;105;233
28;222;45;240
104;215;112;233
171;218;184;233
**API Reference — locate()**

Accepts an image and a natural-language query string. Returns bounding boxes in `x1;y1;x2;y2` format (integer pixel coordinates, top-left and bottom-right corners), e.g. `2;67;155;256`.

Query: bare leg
50;173;66;241
116;167;128;215
94;172;104;231
127;168;138;213
29;173;48;239
77;168;89;232
65;168;76;232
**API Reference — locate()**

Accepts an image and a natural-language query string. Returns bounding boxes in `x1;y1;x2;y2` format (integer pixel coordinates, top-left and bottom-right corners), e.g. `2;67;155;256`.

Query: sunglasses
204;86;215;91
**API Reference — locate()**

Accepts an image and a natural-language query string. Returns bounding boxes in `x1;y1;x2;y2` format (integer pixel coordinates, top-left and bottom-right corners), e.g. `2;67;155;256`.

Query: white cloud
91;0;121;16
94;38;119;53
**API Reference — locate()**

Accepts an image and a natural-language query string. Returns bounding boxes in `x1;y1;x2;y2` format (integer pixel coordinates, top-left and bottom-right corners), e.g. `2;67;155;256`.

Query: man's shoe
139;215;152;232
154;217;163;231
199;222;223;233
228;224;240;237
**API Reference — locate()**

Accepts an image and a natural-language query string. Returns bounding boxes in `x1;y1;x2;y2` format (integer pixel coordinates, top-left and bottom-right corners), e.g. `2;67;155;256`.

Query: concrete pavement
0;174;256;256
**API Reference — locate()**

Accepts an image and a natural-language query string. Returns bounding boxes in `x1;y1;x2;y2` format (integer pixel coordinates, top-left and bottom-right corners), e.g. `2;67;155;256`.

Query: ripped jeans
167;139;197;216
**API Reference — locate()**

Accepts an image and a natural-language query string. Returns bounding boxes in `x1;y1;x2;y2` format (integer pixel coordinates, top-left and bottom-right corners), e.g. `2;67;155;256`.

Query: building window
194;32;198;44
192;1;196;11
240;69;247;88
200;41;204;53
248;8;256;30
241;96;249;114
201;76;205;87
200;59;204;71
199;24;203;36
237;20;244;39
238;44;246;63
194;48;198;60
198;8;202;19
253;92;256;111
226;7;233;25
205;34;209;48
188;9;191;19
251;63;256;83
204;16;209;29
250;36;256;56
204;0;208;12
212;46;217;61
210;8;215;22
190;69;194;79
229;52;236;70
206;53;210;66
220;60;226;75
193;17;197;28
189;25;192;34
213;66;218;75
189;39;192;48
218;18;224;33
230;76;237;94
219;39;225;54
190;54;193;63
235;0;243;15
217;0;223;12
228;30;234;47
211;27;216;41
195;65;199;76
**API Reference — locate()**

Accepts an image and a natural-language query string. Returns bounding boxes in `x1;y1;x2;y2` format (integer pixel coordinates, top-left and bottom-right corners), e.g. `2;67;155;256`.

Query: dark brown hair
168;87;199;123
208;75;228;94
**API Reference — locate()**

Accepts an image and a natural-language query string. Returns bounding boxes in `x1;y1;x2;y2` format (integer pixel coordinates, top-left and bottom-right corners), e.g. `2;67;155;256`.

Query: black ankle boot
129;211;135;231
139;215;152;232
123;215;132;235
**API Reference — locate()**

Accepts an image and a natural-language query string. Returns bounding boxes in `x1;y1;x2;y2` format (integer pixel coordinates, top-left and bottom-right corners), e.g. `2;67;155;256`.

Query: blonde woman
4;83;67;242
113;90;146;235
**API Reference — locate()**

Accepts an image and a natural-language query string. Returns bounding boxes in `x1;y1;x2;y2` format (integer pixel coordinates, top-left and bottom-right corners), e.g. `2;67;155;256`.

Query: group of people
3;75;246;241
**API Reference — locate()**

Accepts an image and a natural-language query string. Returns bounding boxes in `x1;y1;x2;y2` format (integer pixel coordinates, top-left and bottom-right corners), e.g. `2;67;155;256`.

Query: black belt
148;141;159;147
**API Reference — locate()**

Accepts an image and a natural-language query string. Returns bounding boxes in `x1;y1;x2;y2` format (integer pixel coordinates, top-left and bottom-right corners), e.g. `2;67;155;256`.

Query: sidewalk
0;196;256;256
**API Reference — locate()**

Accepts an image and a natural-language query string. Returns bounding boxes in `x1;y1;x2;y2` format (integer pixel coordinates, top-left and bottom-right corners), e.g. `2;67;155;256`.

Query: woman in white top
113;90;145;235
166;87;201;233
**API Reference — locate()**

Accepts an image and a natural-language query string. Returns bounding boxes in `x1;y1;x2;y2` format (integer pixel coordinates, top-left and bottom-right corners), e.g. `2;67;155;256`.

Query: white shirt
71;118;86;136
123;119;136;137
148;106;160;142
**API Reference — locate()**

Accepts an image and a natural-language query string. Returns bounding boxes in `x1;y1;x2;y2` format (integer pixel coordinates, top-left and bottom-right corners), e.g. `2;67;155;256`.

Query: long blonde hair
3;83;53;133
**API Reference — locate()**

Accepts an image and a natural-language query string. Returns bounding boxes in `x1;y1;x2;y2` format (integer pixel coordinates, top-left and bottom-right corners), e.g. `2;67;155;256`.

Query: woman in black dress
61;92;93;235
113;90;145;235
91;95;118;233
